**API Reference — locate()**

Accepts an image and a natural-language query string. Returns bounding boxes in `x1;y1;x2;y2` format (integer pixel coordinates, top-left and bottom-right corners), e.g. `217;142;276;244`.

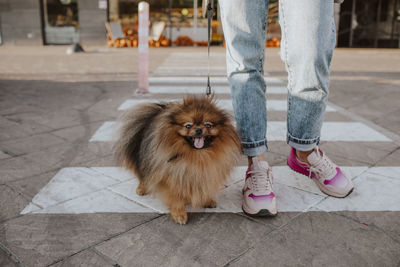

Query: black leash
206;0;214;98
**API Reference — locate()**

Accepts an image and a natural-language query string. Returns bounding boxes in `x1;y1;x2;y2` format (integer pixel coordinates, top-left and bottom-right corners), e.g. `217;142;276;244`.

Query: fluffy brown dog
114;95;241;224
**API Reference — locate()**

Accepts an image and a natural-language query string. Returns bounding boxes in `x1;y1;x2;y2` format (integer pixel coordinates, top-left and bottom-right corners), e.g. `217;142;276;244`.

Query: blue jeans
219;0;336;156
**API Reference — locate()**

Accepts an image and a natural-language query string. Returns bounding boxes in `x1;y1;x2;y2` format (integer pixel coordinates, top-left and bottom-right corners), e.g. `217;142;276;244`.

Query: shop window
108;0;220;47
41;0;79;45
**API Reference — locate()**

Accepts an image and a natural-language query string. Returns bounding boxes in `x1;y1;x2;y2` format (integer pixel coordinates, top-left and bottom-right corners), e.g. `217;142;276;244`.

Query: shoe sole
287;160;354;198
242;205;277;217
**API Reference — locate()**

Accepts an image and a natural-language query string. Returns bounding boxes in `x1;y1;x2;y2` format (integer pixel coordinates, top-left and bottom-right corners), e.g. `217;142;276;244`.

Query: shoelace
308;149;337;180
248;168;273;194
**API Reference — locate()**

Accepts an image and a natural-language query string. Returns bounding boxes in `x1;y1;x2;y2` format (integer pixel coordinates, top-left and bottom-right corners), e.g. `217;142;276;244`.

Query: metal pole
136;1;149;95
168;0;172;46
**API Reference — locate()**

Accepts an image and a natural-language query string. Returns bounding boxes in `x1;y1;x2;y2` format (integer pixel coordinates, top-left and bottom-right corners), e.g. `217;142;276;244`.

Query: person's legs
280;0;353;197
219;0;269;158
279;0;335;151
219;0;277;216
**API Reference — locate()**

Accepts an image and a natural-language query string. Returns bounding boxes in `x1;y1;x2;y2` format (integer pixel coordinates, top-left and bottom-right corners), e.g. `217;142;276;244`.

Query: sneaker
287;147;354;198
242;158;277;216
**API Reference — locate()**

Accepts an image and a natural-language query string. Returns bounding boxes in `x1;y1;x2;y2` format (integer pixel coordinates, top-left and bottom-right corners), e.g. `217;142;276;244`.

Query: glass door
41;0;79;45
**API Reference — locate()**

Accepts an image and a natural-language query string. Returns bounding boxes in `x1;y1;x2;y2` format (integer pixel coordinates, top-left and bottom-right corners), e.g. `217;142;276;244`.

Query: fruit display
266;37;280;47
173;35;194;46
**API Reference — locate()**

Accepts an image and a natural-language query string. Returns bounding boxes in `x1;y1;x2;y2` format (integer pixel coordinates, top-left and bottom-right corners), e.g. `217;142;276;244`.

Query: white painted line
21;166;400;214
148;85;287;94
267;121;392;142
314;168;400;211
89;121;119;142
89;121;392;142
118;99;336;112
149;76;284;84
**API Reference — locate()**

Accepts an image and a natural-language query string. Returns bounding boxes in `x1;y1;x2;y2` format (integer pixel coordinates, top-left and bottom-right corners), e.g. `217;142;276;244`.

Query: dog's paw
203;198;217;208
171;212;188;225
136;184;147;196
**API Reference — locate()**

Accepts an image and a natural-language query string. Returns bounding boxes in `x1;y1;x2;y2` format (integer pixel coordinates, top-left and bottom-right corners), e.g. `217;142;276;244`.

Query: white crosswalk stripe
21;166;400;214
21;52;398;215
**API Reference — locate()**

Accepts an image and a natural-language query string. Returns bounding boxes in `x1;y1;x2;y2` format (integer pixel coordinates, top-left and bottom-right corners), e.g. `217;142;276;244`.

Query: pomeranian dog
114;95;241;224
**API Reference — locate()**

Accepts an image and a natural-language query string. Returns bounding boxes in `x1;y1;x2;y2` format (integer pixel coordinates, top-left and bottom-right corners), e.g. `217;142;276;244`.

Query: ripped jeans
219;0;337;156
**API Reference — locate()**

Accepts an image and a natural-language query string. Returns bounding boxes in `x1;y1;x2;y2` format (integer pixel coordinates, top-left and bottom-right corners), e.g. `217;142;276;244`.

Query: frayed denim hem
243;144;267;157
287;133;319;152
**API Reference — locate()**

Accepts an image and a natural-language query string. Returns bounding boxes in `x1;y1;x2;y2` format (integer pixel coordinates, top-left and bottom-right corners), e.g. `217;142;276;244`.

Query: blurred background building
0;0;399;48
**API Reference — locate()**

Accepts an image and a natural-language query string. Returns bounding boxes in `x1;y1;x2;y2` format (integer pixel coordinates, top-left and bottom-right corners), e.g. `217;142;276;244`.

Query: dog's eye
185;123;193;129
204;123;212;129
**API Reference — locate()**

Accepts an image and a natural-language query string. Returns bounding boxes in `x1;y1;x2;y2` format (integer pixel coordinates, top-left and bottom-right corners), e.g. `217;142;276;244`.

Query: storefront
107;0;281;47
107;0;221;46
40;0;80;45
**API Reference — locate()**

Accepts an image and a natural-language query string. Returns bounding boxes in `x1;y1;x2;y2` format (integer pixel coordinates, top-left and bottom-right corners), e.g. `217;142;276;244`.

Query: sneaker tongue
307;149;322;165
257;160;270;170
194;137;205;149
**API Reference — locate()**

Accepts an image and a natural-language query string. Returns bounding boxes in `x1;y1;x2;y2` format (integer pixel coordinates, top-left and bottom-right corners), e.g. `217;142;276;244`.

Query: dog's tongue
194;137;205;149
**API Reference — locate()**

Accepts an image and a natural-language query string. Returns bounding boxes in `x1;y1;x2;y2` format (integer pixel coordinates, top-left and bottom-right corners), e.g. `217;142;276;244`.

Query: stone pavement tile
239;212;303;229
348;92;400;122
86;142;115;158
0;150;12;160
0;185;29;223
87;96;129;118
229;212;400;267
373;109;400;134
329;80;397;109
267;111;287;121
6;108;112;130
324;112;354;122
81;155;115;167
24;143;100;169
51;249;114;267
0;213;159;267
8;171;57;199
319;142;396;165
333;211;400;240
0;117;40;142
0;133;65;156
268;141;291;157
0;116;52;142
0;155;49;183
375;148;400;166
51;121;104;143
0;249;17;267
96;214;274;267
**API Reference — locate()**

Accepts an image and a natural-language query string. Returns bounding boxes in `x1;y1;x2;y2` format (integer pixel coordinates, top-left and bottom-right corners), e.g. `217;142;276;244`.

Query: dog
114;95;241;224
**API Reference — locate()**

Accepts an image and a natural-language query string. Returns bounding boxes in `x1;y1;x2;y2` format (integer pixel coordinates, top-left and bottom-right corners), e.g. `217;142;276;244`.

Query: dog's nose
195;128;203;135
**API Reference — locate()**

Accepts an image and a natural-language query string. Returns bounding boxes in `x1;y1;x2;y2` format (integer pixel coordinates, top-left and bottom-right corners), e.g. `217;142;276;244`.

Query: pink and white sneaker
242;158;277;216
287;147;354;198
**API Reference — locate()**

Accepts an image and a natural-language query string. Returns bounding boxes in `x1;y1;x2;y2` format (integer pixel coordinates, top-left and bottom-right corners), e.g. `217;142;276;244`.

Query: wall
0;0;42;45
77;0;107;46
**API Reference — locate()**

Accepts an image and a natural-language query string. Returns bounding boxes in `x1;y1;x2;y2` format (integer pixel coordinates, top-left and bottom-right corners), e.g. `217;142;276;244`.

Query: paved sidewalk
0;46;399;267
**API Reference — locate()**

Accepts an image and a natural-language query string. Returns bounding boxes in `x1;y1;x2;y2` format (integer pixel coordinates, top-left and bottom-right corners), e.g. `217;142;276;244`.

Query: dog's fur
114;95;241;224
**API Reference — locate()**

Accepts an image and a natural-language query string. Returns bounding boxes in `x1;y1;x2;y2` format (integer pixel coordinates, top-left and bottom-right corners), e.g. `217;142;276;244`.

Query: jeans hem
242;144;268;157
287;133;319;151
